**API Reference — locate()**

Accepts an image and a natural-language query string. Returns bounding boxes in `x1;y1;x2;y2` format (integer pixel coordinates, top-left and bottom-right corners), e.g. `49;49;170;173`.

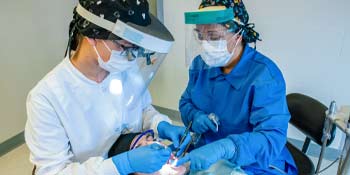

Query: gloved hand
112;143;171;174
176;138;236;171
157;121;192;156
192;113;217;134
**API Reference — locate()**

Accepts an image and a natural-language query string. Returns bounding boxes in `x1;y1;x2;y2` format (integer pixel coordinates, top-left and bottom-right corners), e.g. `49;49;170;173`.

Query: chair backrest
287;93;336;146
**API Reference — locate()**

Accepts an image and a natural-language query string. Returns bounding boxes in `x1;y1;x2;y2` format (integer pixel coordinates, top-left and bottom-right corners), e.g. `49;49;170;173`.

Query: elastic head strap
130;129;154;150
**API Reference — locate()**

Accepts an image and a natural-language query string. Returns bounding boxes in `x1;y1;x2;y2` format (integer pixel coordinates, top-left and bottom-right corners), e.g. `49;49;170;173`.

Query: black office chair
286;93;336;175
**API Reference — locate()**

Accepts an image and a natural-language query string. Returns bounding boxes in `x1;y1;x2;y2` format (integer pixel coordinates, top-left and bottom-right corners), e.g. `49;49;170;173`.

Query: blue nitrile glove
192;113;217;134
157;121;192;156
112;143;171;175
176;138;236;171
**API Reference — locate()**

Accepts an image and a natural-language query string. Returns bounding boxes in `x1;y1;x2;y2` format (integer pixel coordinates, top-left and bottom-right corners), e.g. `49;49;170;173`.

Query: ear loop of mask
227;29;244;54
227;29;243;46
221;30;245;67
92;45;103;62
102;41;112;53
91;40;112;62
224;28;242;42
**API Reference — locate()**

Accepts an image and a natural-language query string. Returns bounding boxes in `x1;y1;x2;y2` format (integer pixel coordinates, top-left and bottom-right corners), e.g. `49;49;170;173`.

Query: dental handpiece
191;113;220;148
173;121;192;156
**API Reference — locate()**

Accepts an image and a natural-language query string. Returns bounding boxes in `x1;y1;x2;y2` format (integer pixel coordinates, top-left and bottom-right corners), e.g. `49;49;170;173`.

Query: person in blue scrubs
177;0;298;174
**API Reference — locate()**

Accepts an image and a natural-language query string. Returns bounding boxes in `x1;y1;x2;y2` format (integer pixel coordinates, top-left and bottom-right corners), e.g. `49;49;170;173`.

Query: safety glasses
107;40;156;63
193;28;230;41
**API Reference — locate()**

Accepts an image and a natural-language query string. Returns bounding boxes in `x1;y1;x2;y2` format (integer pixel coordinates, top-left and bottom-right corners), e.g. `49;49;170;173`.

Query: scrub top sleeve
141;90;171;136
227;80;290;168
25;93;118;175
179;71;206;127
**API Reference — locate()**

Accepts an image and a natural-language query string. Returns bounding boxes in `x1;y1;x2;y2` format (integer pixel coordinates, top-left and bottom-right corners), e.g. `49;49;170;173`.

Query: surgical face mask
94;41;136;73
200;31;243;67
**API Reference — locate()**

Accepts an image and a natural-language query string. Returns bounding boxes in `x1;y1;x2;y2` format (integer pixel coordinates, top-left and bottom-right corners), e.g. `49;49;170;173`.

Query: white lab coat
25;57;171;175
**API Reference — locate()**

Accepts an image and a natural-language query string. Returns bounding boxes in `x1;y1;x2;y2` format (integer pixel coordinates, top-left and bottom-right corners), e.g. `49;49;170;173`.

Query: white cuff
152;113;172;136
101;158;119;175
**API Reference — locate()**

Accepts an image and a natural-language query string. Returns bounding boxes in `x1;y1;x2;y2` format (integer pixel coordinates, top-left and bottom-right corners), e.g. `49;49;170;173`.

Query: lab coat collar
64;57;98;86
209;45;255;89
64;57;115;88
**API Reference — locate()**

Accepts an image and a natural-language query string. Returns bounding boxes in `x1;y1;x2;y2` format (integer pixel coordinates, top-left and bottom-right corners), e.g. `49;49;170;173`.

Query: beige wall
0;0;76;143
149;0;157;16
149;0;200;110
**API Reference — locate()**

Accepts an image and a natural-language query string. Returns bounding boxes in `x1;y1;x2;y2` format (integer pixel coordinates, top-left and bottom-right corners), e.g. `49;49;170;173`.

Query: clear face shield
100;38;168;110
185;6;238;70
75;3;174;110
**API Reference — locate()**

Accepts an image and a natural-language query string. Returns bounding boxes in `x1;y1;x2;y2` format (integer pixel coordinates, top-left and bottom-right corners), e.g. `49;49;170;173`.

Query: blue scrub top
179;45;298;175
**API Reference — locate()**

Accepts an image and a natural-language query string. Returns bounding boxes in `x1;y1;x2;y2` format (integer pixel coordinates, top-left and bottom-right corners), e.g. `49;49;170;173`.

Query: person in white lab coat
25;0;191;174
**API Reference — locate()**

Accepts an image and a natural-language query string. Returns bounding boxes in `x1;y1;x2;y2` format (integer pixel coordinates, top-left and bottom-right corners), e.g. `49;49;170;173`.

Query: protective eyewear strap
234;29;244;46
130;129;155;150
227;29;244;56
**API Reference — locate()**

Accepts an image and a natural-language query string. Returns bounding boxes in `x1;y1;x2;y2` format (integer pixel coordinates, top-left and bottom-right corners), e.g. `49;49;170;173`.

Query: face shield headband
185;7;235;25
75;3;173;54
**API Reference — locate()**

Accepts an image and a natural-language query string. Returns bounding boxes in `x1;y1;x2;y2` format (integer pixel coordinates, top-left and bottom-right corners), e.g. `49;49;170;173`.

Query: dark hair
199;0;261;45
108;133;140;157
65;17;82;57
66;0;153;56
